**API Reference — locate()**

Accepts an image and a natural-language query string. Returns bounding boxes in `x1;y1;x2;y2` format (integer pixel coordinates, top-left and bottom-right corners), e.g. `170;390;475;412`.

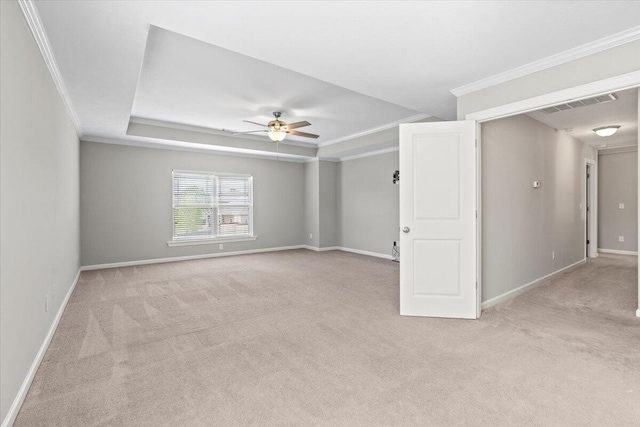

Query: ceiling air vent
541;93;618;114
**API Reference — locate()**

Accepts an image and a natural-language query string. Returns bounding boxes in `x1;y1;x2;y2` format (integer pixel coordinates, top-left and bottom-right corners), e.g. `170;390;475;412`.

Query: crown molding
317;113;431;147
340;146;399;161
451;26;640;98
597;144;638;155
82;135;311;163
304;157;340;163
129;117;318;148
465;70;640;122
304;147;400;162
17;0;82;137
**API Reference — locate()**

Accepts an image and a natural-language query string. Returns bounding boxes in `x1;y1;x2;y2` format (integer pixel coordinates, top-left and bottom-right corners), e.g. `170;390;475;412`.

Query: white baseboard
335;246;394;260
598;248;639;256
83;244;393;272
282;245;393;260
81;245;307;270
481;258;586;310
301;246;341;252
2;268;81;427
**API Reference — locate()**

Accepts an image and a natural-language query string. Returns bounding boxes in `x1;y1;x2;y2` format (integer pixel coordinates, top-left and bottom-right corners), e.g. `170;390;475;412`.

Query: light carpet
15;250;640;426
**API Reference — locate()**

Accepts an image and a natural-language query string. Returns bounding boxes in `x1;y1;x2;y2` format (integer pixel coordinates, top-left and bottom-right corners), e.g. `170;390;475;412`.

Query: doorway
469;80;639;317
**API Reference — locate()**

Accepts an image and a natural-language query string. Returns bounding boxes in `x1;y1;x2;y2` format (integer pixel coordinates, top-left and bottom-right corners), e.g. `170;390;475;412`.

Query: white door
399;121;477;319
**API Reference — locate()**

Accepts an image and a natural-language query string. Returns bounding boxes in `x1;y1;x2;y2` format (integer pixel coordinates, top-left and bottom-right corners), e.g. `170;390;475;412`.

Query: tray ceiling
130;27;422;145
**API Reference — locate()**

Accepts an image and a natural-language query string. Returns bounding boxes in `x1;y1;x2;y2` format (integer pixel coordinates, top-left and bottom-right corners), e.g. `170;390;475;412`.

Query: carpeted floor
15;250;640;426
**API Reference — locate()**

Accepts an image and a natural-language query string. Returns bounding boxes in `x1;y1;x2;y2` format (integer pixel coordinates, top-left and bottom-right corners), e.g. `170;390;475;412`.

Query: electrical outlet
619;236;625;242
44;296;48;313
619;203;625;209
552;251;556;260
309;233;313;240
219;243;223;249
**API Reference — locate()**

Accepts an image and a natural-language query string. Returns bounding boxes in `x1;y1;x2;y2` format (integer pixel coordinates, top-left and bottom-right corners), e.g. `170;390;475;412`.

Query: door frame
464;70;640;317
585;159;598;259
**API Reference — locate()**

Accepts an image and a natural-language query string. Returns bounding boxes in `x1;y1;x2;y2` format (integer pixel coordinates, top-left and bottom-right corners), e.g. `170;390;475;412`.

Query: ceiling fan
235;112;319;142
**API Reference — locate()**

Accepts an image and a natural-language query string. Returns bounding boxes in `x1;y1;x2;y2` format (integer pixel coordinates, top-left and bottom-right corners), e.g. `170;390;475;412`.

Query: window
171;170;254;244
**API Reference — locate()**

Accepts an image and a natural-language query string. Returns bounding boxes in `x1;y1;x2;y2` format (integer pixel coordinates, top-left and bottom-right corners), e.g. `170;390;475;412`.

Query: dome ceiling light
593;125;620;137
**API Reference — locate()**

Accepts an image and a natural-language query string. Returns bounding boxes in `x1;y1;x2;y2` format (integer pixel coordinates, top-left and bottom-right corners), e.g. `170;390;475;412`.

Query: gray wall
1;0;81;422
319;161;338;248
80;142;305;265
481;115;593;302
304;160;320;248
457;40;640;119
338;151;399;256
598;149;638;252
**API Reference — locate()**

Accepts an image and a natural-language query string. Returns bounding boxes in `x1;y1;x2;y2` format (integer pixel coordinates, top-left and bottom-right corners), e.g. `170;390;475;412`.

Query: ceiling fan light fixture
593;125;620;137
267;111;288;142
268;128;287;142
241;111;318;142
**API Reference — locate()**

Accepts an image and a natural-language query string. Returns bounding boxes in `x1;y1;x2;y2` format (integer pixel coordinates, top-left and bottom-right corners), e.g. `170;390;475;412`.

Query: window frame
168;169;256;247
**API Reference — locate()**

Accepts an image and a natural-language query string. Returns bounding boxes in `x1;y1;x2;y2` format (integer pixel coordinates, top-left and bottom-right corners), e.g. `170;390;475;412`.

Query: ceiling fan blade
288;129;319;139
285;121;311;130
242;120;267;127
233;130;267;134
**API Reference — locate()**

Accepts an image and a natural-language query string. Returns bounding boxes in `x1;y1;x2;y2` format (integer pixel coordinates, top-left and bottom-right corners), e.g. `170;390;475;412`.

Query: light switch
619;203;625;209
619;236;625;242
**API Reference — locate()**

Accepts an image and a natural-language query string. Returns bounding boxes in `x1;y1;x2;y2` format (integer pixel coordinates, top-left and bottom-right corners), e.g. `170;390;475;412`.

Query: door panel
399;121;477;319
414;136;460;219
413;240;461;296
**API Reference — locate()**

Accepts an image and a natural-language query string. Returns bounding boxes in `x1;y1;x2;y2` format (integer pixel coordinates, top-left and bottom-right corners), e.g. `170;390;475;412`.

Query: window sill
167;236;258;247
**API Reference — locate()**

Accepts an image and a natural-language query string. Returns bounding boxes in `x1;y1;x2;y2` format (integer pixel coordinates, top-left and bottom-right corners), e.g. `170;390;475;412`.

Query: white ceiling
131;26;422;145
527;88;638;149
33;1;640;154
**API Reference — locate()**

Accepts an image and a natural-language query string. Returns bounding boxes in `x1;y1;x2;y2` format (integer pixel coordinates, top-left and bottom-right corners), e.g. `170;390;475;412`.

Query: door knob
402;227;410;233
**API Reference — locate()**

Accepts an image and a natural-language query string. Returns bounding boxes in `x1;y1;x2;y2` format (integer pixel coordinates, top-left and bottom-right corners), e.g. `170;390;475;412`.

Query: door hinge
475;138;478;148
475;210;478;219
475;281;478;289
587;239;590;245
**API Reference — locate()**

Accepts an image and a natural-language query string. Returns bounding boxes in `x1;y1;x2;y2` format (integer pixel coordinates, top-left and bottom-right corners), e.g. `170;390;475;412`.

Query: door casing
464;71;640;317
585;159;598;259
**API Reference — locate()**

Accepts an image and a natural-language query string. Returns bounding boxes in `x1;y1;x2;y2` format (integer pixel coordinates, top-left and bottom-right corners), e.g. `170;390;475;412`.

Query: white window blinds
172;171;253;241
